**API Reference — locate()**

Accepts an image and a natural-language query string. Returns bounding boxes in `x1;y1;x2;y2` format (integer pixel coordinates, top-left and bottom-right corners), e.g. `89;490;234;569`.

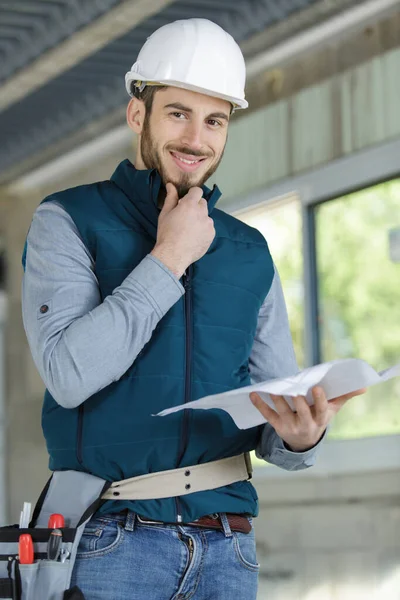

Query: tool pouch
0;471;110;600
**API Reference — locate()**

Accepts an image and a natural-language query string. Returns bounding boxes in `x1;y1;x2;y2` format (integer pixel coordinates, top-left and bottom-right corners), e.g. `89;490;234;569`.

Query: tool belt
0;453;252;599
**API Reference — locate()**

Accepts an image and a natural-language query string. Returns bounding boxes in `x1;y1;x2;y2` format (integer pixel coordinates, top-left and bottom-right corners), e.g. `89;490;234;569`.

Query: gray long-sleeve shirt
22;200;324;470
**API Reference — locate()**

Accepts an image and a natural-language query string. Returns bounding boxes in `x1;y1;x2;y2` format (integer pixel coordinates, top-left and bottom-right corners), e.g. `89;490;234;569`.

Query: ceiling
0;0;383;183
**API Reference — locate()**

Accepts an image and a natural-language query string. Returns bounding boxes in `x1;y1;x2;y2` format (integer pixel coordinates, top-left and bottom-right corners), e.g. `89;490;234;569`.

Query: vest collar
110;159;222;216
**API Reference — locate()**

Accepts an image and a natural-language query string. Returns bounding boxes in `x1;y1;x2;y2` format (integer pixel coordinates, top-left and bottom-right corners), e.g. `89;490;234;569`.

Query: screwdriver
19;534;34;564
48;514;65;529
47;529;62;561
48;513;65;561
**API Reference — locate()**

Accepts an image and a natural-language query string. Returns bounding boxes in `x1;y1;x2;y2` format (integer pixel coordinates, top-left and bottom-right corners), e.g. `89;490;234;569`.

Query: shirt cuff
256;424;328;471
124;254;185;318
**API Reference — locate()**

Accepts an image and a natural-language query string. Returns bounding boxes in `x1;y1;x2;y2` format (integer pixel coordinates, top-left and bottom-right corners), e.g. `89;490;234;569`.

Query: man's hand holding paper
157;358;400;451
249;385;366;452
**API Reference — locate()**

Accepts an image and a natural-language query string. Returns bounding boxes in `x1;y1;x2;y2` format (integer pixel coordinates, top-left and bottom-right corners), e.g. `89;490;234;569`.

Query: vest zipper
175;264;193;522
76;405;84;466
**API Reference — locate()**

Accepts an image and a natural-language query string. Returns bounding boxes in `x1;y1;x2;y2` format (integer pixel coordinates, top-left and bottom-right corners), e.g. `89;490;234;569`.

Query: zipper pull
183;268;192;290
187;537;194;562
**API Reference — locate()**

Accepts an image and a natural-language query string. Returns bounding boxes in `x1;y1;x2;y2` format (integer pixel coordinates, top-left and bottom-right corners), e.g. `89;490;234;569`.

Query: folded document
156;358;400;430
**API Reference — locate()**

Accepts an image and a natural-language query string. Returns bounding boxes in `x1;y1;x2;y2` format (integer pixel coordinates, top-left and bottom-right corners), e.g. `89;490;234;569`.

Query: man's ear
126;97;145;135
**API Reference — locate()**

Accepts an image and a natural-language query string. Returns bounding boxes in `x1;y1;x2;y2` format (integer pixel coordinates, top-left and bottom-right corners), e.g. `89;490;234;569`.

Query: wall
254;455;400;599
0;145;133;524
212;46;400;208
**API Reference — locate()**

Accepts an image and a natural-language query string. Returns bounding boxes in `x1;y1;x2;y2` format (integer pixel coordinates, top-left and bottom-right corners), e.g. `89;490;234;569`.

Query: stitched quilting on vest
24;160;275;522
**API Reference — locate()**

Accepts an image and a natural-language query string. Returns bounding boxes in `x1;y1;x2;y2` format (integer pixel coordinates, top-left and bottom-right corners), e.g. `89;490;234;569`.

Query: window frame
228;137;400;475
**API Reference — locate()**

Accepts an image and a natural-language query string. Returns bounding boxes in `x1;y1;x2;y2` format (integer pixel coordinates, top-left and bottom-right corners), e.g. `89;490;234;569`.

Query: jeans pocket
233;530;260;572
77;519;124;558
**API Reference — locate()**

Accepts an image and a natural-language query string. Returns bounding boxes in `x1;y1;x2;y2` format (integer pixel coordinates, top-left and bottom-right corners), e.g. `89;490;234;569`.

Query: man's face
138;87;230;198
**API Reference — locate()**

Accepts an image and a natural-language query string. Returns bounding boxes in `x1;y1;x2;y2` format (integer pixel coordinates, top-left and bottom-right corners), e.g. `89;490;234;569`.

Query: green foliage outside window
237;179;400;447
315;179;400;439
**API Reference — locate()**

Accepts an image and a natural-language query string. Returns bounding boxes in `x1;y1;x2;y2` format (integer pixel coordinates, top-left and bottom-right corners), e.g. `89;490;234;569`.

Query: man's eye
208;120;221;127
172;112;185;119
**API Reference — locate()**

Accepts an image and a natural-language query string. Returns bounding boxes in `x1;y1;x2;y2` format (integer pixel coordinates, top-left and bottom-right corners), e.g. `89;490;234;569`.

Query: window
232;170;400;452
315;178;400;439
235;193;305;368
235;193;303;467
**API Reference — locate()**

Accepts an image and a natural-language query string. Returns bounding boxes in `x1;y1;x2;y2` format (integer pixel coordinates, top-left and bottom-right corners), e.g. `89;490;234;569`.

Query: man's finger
250;393;280;428
329;387;368;414
292;395;313;424
163;183;179;211
186;187;204;203
328;396;352;413
345;387;367;399
270;394;294;418
312;386;329;426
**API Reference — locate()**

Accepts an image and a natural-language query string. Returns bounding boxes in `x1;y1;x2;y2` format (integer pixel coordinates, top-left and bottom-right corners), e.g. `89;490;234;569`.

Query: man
22;18;365;600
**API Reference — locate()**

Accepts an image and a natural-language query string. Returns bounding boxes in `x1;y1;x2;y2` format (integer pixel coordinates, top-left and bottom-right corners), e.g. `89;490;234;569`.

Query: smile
170;151;207;173
176;157;200;165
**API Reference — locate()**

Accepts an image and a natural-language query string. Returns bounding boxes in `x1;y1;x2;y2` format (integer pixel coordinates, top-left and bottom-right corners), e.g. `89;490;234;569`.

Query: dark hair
131;83;168;116
131;82;235;116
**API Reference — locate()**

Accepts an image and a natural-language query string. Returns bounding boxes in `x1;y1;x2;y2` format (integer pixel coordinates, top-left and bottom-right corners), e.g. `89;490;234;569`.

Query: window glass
315;179;400;439
235;193;304;367
235;194;303;467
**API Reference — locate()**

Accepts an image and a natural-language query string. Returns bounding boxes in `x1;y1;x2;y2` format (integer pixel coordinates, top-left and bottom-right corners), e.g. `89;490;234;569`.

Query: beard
140;112;225;198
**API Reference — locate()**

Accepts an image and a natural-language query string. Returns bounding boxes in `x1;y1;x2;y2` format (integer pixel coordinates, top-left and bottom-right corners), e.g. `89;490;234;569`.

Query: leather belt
137;513;252;534
188;514;252;534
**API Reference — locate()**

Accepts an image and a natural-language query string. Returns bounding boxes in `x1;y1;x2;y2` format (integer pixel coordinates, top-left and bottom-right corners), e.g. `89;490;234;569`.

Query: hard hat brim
125;73;248;110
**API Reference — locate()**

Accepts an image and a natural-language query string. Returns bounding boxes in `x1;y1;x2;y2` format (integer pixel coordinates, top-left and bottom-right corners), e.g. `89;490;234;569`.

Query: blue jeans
71;511;259;599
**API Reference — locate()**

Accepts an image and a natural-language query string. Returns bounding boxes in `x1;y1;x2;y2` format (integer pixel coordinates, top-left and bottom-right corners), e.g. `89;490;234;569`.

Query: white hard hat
125;18;248;110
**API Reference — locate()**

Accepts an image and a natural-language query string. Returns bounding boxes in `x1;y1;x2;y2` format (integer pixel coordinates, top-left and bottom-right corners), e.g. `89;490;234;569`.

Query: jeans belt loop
124;511;136;531
219;513;233;538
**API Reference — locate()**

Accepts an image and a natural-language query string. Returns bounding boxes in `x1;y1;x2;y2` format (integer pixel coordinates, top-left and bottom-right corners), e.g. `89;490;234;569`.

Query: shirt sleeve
22;200;185;409
249;265;326;470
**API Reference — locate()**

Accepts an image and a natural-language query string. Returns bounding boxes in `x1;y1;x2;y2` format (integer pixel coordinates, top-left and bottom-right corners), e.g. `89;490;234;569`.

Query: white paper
155;358;400;430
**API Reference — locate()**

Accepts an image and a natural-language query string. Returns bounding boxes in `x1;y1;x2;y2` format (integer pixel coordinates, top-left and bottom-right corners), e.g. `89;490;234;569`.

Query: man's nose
180;120;204;152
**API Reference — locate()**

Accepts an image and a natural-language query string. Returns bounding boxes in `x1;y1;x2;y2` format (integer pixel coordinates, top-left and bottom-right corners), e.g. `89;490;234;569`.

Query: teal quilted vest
23;159;275;522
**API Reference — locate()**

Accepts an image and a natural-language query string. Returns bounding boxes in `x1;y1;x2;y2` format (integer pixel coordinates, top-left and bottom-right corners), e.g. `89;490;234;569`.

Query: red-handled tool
19;534;34;564
47;529;62;561
47;514;65;561
48;514;65;529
